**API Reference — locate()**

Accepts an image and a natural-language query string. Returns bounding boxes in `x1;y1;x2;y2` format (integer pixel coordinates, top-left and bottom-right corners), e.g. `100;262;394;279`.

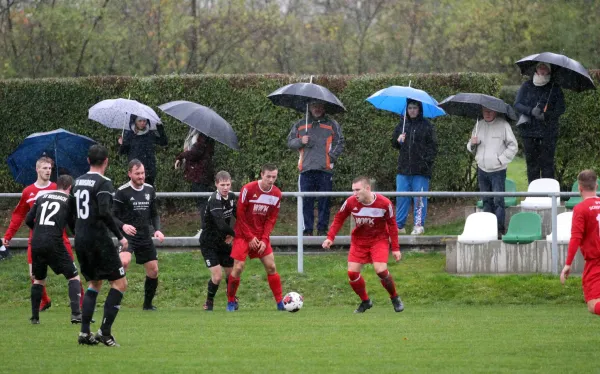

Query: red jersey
234;181;282;242
567;197;600;265
328;193;399;251
4;182;57;241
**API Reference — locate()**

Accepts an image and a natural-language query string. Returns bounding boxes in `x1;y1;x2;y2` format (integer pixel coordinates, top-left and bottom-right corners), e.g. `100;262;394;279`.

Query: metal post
551;194;558;274
297;195;304;273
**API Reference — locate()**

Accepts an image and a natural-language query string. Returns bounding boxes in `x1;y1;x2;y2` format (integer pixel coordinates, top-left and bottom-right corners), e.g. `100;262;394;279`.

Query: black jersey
25;191;75;247
73;172;123;241
113;182;160;246
200;191;236;248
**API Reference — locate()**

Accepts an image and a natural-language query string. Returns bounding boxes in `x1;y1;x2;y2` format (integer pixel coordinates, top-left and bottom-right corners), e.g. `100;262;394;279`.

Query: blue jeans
396;174;430;229
477;167;506;232
299;170;333;233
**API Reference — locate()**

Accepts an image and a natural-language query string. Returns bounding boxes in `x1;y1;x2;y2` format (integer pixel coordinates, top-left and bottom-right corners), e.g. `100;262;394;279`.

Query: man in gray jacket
287;101;345;236
467;108;518;236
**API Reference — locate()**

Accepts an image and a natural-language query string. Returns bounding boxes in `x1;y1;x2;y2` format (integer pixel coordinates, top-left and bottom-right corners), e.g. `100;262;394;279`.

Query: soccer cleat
95;330;120;347
71;313;82;324
354;299;373;313
226;301;238;312
391;296;404;312
78;333;99;346
30;317;40;324
142;305;157;311
203;299;214;311
40;300;52;312
277;301;285;311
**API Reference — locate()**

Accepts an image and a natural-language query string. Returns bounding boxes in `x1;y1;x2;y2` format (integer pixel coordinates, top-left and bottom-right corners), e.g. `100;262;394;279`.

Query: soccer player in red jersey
2;156;83;311
561;169;600;315
322;176;404;313
226;164;284;311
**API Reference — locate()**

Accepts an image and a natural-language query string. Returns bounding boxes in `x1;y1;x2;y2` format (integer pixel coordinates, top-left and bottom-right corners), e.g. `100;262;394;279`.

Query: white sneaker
411;226;424;235
398;228;406;234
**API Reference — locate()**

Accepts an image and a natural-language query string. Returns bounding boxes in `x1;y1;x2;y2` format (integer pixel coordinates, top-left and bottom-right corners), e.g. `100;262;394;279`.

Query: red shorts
27;237;74;264
348;239;390;264
582;259;600;302
230;237;273;261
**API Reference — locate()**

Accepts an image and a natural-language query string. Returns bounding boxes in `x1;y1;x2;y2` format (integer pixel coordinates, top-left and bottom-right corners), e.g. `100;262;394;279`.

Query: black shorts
200;244;233;268
75;234;125;282
31;243;78;280
121;241;157;265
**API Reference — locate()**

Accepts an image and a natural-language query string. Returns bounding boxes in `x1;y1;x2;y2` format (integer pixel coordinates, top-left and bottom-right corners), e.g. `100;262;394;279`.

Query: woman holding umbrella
514;61;566;184
118;115;169;187
391;99;437;235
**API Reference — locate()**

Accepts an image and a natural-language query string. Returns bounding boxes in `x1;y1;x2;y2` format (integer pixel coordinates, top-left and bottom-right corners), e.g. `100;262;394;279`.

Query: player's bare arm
153;230;165;242
322;239;333;249
392;251;401;262
560;265;571;284
122;224;137;236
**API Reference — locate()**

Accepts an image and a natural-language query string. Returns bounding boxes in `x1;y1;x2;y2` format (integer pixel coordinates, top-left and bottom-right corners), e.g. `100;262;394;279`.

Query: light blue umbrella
367;86;446;118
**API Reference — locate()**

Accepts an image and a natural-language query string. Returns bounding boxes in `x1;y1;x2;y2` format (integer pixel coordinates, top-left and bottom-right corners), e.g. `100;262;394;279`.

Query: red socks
594;302;600;315
377;269;398;298
227;274;240;302
267;273;283;303
348;271;369;301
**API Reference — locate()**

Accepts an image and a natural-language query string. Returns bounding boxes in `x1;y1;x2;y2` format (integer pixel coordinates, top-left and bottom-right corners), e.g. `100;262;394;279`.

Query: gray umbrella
438;93;518;121
158;101;238;150
267;82;346;114
516;52;595;92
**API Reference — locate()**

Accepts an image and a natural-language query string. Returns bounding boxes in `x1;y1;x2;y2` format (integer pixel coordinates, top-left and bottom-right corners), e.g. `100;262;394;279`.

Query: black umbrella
438;93;518;121
158;101;239;150
515;52;595;92
267;82;346;114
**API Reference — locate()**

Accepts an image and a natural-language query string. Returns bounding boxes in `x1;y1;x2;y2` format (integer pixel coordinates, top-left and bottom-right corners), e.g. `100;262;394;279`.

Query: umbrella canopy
158;101;239;150
366;86;446;118
7;129;97;185
267;83;346;114
88;98;162;130
515;52;595;92
438;93;517;121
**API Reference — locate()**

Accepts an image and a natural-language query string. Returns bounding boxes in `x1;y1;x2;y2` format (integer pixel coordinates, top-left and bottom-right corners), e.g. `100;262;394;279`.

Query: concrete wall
447;240;584;275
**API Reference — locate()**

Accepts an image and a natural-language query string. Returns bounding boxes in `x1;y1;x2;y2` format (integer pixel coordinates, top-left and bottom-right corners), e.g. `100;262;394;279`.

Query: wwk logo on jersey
253;204;269;215
145;194;150;201
354;217;375;227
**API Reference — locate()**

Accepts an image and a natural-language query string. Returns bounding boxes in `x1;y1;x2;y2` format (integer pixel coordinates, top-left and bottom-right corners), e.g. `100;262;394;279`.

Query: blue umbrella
366;86;446;118
7;129;97;185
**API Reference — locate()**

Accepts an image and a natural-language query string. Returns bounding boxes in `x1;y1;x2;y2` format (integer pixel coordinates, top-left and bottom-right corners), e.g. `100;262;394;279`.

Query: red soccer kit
327;193;400;263
4;182;74;264
231;181;282;261
567;197;600;302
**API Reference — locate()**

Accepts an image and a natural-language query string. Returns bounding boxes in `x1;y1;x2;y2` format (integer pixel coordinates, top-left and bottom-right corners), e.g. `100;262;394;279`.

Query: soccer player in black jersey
113;159;164;311
73;145;128;347
25;175;83;325
200;171;236;311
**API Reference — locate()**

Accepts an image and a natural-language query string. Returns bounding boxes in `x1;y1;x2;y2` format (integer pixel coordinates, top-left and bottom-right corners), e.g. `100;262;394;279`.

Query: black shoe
203;299;214;311
143;305;157;311
317;230;328;236
354;299;373;313
391;296;404;312
71;313;82;324
40;301;52;312
78;332;99;346
30;317;40;324
303;230;313;236
95;330;120;347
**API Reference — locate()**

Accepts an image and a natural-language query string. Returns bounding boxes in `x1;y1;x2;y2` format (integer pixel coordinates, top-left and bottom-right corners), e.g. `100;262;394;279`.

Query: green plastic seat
501;212;543;244
565;179;600;209
476;178;518;209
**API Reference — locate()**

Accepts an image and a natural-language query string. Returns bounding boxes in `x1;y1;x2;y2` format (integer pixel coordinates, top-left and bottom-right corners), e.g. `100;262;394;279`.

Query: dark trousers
192;182;212;218
522;137;557;184
299;170;333;233
478;167;506;233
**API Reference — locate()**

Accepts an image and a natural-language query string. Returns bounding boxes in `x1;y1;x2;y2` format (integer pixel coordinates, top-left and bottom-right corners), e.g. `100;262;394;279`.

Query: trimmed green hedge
0;74;503;194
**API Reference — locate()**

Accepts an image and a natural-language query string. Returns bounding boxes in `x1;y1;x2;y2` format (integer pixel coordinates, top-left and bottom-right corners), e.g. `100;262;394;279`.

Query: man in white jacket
467;108;518;236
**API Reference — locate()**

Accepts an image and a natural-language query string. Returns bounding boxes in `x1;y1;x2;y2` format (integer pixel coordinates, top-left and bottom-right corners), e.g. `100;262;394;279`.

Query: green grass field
1;251;598;373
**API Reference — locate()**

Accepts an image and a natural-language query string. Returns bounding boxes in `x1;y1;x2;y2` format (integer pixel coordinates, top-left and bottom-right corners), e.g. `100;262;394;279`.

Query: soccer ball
282;292;304;313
